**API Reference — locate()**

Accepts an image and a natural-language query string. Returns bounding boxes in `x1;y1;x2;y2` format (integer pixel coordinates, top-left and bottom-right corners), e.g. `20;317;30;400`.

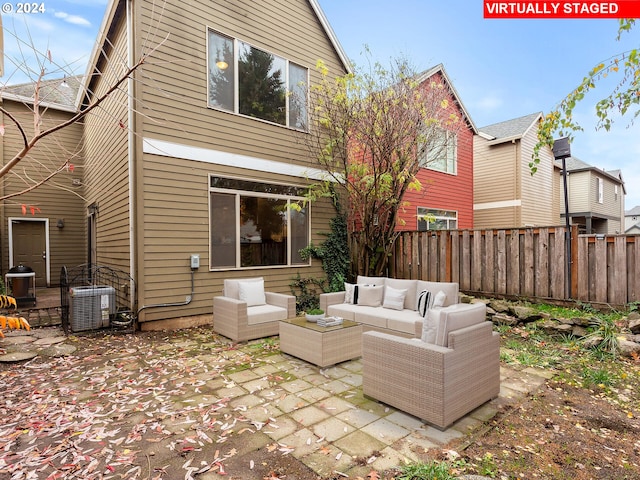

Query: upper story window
417;207;458;231
208;29;308;130
597;177;604;204
420;129;457;174
209;176;310;270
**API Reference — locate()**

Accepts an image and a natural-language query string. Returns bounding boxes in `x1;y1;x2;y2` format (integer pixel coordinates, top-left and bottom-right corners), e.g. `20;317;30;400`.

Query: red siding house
397;64;477;231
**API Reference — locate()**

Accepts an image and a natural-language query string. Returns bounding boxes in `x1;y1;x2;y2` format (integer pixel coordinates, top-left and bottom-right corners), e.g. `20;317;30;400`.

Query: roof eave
309;0;353;74
0;91;78;113
416;64;478;134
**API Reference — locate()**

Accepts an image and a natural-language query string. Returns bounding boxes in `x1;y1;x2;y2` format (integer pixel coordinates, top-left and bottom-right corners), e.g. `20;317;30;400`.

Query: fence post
570;225;579;299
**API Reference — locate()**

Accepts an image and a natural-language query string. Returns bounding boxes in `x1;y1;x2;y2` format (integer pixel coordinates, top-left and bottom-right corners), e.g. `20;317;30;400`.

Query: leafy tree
532;19;638;171
301;55;464;277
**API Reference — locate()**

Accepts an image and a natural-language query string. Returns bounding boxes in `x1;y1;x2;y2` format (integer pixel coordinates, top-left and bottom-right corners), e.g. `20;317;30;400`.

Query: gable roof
556;156;627;193
415;64;478;134
625;205;640;216
1;75;83;112
478;111;542;145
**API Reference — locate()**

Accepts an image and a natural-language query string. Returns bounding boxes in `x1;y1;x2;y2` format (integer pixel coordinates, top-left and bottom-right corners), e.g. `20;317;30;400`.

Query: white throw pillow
433;290;447;308
382;286;407;311
421;308;440;343
344;283;356;304
356;285;384;307
238;279;266;306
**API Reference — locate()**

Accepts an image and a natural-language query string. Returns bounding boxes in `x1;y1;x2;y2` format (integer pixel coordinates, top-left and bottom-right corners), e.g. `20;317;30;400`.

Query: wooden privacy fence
386;226;640;308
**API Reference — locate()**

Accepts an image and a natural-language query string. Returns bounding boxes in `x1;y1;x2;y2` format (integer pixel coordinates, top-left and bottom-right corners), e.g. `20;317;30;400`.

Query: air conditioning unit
69;286;116;332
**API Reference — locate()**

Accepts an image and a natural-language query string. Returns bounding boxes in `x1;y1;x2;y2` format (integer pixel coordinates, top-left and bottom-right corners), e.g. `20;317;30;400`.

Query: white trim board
143;138;332;182
474;199;522;210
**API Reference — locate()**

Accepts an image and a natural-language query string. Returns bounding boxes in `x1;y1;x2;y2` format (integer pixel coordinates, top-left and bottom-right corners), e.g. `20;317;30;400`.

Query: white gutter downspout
127;0;137;313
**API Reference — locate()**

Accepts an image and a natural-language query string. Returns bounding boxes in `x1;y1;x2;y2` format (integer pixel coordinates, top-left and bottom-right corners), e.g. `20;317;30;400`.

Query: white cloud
474;94;504;114
54;11;92;27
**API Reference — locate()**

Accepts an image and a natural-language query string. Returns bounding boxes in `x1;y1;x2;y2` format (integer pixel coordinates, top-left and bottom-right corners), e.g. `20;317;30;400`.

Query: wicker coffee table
279;317;362;367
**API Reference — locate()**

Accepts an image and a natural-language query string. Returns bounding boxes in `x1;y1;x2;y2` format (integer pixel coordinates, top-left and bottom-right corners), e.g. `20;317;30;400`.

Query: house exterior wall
399;120;475;230
564;169;624;234
473;126;557;229
118;0;348;323
473;138;520;228
519;127;556;225
82;7;132;275
0;100;85;286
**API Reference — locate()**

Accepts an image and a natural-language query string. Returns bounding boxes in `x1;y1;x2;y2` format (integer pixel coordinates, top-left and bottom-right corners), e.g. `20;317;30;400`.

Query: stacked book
317;316;344;327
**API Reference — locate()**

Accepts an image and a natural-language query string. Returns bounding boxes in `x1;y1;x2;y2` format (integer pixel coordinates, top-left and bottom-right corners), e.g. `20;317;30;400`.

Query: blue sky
2;0;639;209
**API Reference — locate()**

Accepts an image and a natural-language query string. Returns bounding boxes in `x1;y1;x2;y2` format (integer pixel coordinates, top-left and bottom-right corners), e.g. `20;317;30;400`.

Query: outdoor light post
552;137;572;298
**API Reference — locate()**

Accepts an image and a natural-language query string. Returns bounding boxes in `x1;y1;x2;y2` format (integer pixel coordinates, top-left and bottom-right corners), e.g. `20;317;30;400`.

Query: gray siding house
559;157;626;234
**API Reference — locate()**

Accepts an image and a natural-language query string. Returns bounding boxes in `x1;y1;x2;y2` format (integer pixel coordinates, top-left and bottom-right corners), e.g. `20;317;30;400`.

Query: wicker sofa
362;301;501;430
319;276;460;337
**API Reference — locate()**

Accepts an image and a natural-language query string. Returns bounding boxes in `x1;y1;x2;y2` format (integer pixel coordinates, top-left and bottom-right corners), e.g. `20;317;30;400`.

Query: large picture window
417;208;458;231
208;29;308;130
209;176;310;269
420;129;457;174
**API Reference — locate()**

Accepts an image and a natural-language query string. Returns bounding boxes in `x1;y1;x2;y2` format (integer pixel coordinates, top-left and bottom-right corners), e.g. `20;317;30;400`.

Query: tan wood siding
127;0;347;322
137;152;332;321
519;128;556;226
473;137;519;228
83;13;131;274
0;101;85;284
566;172;590;212
136;0;344;167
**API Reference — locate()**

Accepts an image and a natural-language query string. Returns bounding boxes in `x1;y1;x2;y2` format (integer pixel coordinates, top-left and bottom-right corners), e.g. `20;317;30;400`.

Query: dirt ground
450;379;640;480
1;327;639;480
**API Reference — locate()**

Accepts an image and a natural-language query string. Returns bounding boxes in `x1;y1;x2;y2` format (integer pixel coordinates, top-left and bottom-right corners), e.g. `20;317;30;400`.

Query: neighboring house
559;157;625;234
0;76;86;288
2;0;351;329
473;112;560;228
625;206;640;233
397;64;478;231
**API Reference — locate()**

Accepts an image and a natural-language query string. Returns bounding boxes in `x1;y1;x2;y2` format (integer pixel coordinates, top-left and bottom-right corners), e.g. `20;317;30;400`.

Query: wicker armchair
362;302;500;430
213;277;295;342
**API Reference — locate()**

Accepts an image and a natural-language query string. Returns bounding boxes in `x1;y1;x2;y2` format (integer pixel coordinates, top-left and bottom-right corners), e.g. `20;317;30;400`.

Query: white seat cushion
247;304;288;325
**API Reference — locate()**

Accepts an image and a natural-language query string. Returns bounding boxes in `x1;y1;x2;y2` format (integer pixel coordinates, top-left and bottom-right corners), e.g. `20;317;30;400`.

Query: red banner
484;1;640;18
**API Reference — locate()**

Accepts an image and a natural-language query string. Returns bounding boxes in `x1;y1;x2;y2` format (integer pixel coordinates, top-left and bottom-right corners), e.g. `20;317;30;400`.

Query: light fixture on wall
56;219;65;229
215;60;228;70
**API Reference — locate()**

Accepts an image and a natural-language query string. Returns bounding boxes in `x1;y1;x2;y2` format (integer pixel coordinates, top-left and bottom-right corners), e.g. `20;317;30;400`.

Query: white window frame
208;176;311;270
420;129;457;174
417;207;458;231
207;28;309;131
597;177;604;204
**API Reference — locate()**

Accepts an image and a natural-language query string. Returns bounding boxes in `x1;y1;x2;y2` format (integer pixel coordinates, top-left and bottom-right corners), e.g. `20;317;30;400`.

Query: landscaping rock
492;312;517;326
510;305;540;323
582;335;603;349
489;300;511;313
554;324;574;335
629;316;640;334
618;339;640;357
572;326;588;338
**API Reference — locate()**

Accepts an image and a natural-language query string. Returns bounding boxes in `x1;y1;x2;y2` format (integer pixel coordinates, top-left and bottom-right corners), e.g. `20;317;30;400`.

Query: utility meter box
69;286;116;332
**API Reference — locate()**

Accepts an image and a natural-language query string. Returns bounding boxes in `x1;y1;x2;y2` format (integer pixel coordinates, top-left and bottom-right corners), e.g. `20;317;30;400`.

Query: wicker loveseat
213;277;295;342
362;302;500;430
